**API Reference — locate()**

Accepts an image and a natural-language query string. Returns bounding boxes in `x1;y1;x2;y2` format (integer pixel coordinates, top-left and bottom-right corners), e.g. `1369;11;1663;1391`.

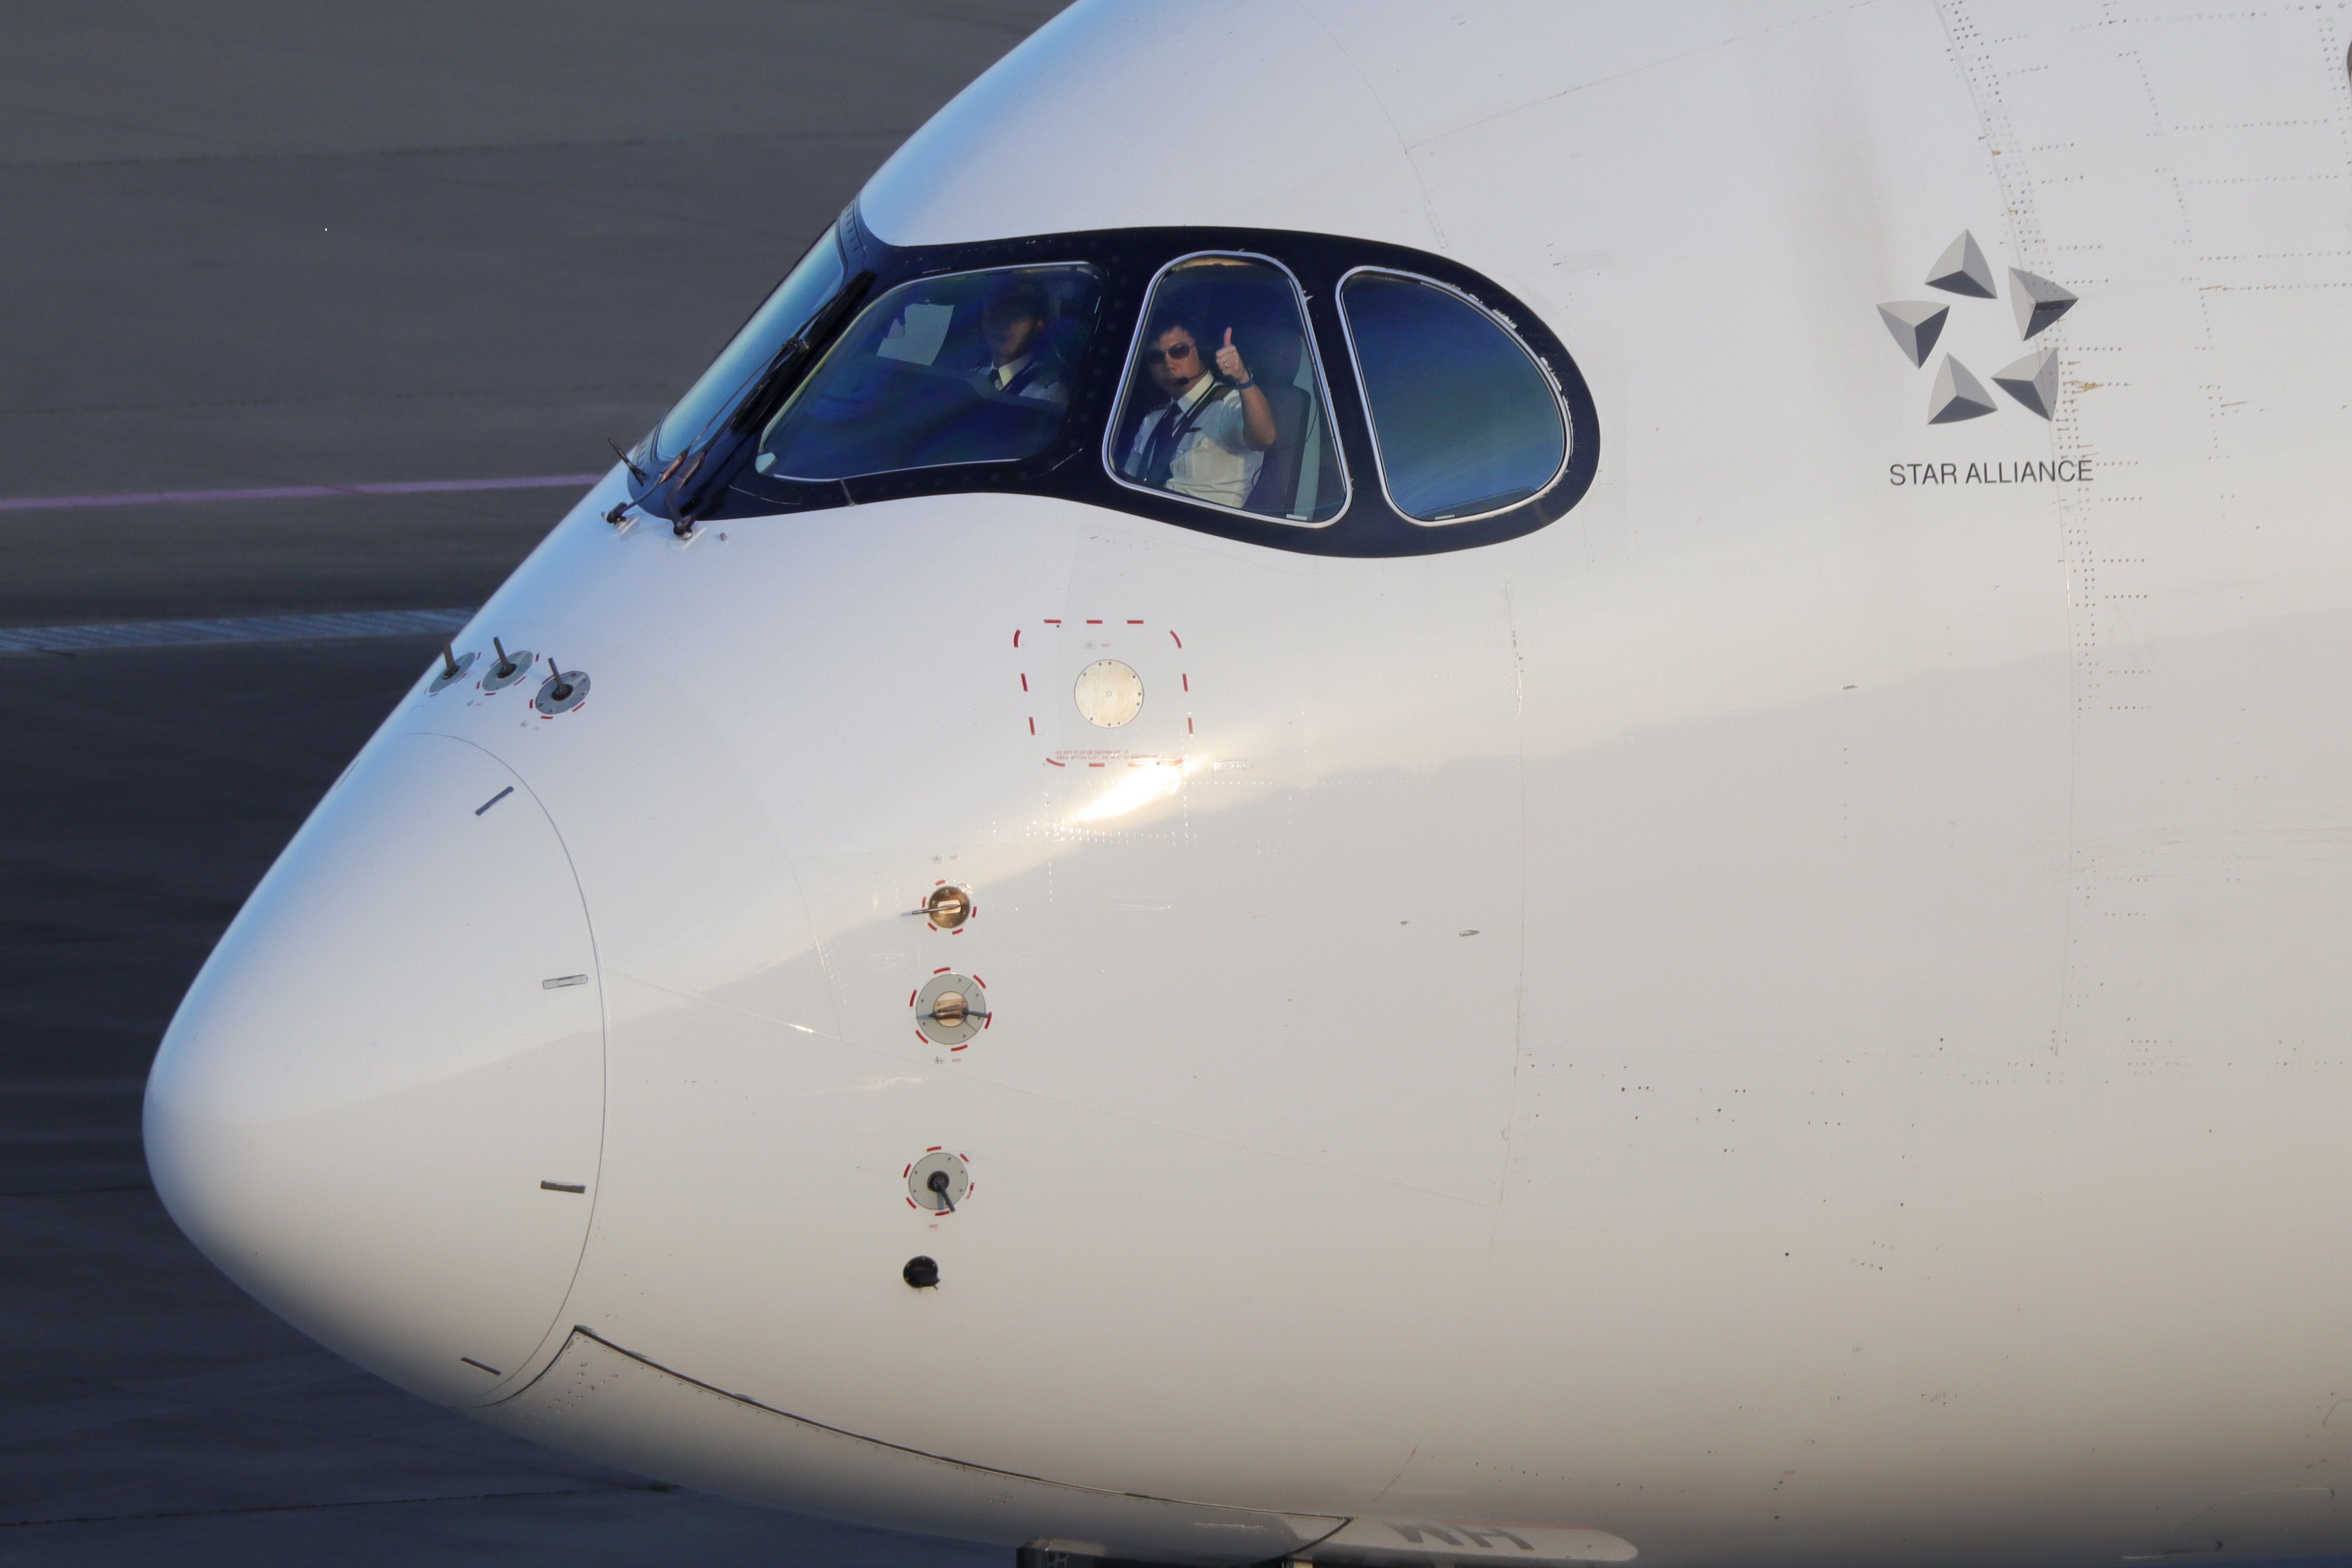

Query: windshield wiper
661;270;874;529
725;270;875;440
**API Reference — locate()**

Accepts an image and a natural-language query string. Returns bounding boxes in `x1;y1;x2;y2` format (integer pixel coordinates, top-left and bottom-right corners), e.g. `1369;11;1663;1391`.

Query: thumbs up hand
1214;326;1252;385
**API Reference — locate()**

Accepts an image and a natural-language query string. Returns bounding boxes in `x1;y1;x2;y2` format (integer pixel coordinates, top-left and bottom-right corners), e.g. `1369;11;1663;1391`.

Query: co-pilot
1121;313;1276;509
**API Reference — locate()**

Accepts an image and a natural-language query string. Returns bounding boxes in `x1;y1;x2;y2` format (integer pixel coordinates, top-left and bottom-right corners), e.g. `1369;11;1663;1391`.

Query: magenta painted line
0;473;606;514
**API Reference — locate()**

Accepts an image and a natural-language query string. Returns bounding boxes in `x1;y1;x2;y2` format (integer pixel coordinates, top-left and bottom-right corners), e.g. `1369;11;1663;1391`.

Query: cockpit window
650;230;847;468
1338;270;1568;523
632;216;1597;557
1108;255;1345;525
753;264;1100;482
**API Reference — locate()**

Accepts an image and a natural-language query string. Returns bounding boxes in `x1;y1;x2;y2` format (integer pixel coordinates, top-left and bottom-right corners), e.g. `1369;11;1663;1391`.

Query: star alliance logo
1877;231;2076;423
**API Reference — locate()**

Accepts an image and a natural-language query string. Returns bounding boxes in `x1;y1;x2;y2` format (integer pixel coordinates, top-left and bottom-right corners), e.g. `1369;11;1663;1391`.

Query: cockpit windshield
646;230;848;468
753;264;1100;482
629;215;1596;558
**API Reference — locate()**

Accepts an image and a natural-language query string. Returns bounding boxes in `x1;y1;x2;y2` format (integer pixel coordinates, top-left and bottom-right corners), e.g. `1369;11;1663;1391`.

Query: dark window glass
1109;255;1344;524
651;232;847;466
1340;272;1567;522
754;264;1099;482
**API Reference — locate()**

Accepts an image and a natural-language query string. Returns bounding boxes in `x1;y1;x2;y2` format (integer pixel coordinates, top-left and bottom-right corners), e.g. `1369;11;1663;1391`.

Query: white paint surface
147;3;2352;1566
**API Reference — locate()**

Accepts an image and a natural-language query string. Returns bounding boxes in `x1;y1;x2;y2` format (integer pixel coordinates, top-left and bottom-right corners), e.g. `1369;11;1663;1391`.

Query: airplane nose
144;732;603;1407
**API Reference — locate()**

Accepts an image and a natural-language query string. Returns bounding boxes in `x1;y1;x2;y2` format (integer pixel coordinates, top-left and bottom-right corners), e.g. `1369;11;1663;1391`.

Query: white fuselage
144;5;2352;1568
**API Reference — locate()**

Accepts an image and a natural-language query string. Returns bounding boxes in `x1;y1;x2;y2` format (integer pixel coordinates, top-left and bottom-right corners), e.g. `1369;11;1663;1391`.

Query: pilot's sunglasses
1144;342;1198;363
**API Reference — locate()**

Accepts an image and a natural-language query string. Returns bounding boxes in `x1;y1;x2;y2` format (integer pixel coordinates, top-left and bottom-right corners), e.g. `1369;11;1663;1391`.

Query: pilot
975;279;1069;406
1123;313;1278;509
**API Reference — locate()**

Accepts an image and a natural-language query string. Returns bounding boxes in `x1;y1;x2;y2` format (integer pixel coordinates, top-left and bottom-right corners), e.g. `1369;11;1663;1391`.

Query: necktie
1141;392;1194;487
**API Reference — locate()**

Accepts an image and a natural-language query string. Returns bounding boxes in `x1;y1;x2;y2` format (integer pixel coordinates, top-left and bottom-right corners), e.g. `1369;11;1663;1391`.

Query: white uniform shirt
1125;374;1263;509
983;350;1069;406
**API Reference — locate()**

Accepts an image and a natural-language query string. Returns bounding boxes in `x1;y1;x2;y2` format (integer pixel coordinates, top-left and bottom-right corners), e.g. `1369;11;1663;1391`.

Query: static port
926;885;972;930
904;1254;940;1289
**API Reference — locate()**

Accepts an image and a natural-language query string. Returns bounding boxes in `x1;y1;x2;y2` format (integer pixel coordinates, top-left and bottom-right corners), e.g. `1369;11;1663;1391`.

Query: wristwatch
1231;376;1255;389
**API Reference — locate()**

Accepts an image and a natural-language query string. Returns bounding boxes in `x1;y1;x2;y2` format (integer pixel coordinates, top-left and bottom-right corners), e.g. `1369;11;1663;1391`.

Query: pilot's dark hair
984;277;1051;322
1144;308;1208;353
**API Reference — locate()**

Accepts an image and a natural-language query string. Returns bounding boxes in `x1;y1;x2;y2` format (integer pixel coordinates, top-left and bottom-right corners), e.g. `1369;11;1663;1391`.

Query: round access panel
907;1151;971;1214
914;973;987;1046
482;648;536;692
1073;659;1144;727
429;650;478;695
534;669;590;716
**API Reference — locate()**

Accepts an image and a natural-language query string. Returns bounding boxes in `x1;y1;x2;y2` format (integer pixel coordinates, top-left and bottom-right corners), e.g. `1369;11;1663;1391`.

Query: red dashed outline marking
1017;618;1190;764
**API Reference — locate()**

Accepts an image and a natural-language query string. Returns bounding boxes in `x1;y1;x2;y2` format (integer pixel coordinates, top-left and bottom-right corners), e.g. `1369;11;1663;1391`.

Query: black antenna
607;437;648;483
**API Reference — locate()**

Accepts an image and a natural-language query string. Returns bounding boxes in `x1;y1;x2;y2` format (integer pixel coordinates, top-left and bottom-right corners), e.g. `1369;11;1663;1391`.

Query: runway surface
0;4;1061;1560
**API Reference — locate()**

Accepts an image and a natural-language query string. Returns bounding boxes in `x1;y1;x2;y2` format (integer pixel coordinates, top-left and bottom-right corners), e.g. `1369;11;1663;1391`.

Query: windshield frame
1332;264;1574;528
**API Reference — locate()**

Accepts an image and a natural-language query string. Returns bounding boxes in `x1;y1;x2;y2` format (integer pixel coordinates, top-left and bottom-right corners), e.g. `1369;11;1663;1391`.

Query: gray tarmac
0;4;1061;1560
